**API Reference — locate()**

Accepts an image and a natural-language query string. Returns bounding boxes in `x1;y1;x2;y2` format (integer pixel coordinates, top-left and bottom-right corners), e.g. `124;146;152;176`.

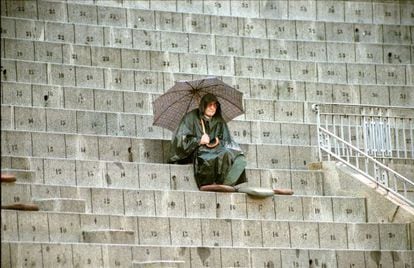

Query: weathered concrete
321;161;414;223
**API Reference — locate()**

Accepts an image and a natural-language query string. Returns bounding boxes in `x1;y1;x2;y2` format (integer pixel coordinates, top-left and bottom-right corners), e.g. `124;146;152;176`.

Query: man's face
204;101;217;117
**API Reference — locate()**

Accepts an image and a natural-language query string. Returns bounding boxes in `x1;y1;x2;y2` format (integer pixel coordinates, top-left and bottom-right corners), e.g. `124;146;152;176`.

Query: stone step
133;260;185;268
1;203;39;211
3;35;412;72
4;12;410;56
1;129;318;173
1;103;322;147
1;155;325;195
2;57;413;98
33;198;86;213
1;33;413;89
2;241;413;268
2;183;367;222
7;0;414;26
2;79;413;115
1;173;16;183
0;80;316;126
2;210;411;250
82;229;136;244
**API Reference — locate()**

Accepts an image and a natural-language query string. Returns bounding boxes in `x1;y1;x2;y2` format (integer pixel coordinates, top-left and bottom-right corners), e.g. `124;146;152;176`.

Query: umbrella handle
206;137;219;148
200;119;220;148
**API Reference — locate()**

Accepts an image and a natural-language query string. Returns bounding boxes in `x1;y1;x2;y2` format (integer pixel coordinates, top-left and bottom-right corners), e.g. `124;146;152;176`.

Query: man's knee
234;155;247;168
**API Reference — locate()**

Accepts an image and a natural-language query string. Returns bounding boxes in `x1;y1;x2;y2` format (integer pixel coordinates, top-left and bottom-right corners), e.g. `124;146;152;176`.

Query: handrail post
402;118;407;159
410;118;413;159
395;117;400;158
313;104;321;162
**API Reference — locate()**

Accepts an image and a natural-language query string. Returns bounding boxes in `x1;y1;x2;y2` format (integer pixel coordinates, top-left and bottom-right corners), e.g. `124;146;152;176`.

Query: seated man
169;93;293;195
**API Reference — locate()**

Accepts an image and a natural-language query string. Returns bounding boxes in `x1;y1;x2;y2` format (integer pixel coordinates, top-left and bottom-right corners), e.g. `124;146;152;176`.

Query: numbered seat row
1;155;324;195
1;210;411;250
2;58;413;89
0;81;328;124
2;79;413;108
2;29;413;63
3;1;413;34
0;104;322;145
2;183;365;221
0;85;315;123
3;102;413;164
1;130;318;170
3;242;412;268
2;82;413;125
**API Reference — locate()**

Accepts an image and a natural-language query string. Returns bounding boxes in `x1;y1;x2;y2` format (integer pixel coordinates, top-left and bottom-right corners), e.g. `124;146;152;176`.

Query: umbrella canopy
153;77;244;132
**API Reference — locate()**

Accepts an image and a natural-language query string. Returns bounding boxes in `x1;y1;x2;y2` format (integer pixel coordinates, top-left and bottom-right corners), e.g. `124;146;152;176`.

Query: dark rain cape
169;96;247;188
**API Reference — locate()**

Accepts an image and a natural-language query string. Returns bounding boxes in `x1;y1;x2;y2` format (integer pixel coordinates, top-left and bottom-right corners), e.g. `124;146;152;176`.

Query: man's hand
200;134;210;145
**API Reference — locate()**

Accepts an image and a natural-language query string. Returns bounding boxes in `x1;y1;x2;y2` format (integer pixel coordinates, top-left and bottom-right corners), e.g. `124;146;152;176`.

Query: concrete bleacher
1;0;413;267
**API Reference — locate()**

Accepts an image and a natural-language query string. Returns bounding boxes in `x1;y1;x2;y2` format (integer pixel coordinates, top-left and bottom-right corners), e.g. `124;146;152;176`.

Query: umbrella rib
184;93;197;118
216;95;243;111
157;79;220;98
185;81;195;90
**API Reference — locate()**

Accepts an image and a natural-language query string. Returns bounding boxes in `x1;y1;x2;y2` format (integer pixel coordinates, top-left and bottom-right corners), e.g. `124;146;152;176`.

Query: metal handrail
313;104;414;207
318;128;414;207
319;112;413;120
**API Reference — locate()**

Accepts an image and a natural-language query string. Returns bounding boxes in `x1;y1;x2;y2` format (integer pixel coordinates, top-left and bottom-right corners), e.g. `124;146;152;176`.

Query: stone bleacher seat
1;0;413;267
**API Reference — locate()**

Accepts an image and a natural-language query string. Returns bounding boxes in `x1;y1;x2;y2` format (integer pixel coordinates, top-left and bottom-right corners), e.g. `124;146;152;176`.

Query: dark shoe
273;188;294;195
1;203;39;211
1;174;16;183
200;184;236;192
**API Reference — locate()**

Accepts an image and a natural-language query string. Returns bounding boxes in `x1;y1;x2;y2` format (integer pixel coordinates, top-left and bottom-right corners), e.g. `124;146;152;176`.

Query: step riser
1;156;327;195
33;199;86;213
2;184;367;222
0;170;35;182
82;230;135;244
133;261;185;268
1;104;326;147
2;242;413;268
1;129;318;170
1;211;410;251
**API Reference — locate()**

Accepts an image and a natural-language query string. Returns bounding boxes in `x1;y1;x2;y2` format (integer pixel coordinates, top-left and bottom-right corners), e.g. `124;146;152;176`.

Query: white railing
314;105;413;160
313;104;414;207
